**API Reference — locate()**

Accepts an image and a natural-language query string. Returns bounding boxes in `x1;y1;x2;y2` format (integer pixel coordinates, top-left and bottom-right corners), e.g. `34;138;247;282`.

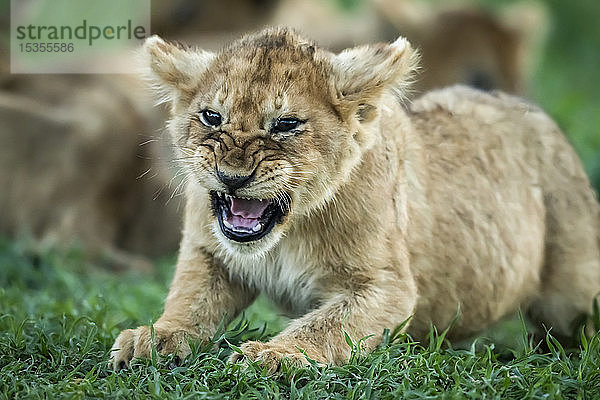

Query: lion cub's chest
226;249;322;316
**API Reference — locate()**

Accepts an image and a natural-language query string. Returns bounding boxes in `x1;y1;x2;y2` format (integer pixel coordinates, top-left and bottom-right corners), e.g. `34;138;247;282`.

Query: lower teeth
222;217;262;234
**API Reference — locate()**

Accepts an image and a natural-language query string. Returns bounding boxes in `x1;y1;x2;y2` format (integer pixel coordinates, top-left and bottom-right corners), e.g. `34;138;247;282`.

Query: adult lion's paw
110;325;191;370
228;340;323;374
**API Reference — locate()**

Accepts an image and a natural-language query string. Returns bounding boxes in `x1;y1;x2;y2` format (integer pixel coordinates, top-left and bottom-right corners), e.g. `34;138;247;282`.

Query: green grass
1;241;599;399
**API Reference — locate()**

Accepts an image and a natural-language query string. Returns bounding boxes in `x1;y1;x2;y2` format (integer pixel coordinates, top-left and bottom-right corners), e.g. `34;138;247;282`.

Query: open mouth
211;192;287;242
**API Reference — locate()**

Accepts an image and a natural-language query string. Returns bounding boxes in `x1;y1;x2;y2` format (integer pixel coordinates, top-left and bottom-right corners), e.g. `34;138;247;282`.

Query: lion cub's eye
271;117;303;134
199;109;222;127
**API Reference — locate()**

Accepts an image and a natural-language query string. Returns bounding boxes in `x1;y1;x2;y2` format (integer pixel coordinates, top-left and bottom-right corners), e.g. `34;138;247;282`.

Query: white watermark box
11;0;150;73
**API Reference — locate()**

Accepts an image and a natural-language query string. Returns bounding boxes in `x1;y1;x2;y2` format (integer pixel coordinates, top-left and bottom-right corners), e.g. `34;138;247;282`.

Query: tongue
230;197;270;219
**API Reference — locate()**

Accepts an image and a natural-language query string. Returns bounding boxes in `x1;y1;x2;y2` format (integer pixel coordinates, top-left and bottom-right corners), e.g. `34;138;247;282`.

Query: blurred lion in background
270;0;548;93
0;73;181;270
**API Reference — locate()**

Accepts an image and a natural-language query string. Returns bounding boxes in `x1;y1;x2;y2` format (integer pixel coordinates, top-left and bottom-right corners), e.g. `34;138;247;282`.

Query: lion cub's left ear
330;37;418;117
140;35;216;108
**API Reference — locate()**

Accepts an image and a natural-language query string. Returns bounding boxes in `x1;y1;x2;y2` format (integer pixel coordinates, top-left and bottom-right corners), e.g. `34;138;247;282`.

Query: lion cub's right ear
329;37;419;118
140;35;216;107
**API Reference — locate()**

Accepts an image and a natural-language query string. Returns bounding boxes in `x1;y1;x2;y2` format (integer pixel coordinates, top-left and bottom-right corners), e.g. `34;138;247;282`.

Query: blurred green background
485;0;600;188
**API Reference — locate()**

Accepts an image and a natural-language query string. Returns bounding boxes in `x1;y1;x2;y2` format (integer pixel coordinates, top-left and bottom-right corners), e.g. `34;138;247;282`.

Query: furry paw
228;340;322;374
110;325;191;370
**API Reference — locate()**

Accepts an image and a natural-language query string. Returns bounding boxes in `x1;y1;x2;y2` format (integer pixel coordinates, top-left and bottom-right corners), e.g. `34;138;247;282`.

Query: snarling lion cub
111;28;600;373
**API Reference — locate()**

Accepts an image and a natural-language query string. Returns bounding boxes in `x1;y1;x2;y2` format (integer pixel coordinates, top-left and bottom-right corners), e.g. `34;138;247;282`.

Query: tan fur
111;28;600;372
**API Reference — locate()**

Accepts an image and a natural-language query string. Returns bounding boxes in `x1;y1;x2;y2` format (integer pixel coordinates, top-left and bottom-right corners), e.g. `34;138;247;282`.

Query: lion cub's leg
230;274;417;373
111;248;255;370
528;182;600;342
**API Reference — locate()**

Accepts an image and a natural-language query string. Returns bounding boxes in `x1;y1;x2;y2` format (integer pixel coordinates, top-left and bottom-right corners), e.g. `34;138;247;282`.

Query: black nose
217;170;254;191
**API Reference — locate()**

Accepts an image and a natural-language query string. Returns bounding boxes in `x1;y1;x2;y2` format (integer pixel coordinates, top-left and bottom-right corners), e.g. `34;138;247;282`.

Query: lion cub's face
143;29;416;255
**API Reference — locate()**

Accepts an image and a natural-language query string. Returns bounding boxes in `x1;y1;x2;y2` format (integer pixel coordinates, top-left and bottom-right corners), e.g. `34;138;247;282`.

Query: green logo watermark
11;0;150;73
15;19;147;46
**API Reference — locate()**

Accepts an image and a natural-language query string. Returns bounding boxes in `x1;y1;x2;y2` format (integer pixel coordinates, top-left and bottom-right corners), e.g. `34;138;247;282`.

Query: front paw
110;325;191;370
228;340;324;374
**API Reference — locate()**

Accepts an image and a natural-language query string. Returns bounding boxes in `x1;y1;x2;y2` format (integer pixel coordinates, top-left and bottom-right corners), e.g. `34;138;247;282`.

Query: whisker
137;168;153;180
139;138;158;147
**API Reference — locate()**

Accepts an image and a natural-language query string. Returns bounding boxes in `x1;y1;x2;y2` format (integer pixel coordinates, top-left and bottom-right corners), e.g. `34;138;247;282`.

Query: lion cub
111;28;600;372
